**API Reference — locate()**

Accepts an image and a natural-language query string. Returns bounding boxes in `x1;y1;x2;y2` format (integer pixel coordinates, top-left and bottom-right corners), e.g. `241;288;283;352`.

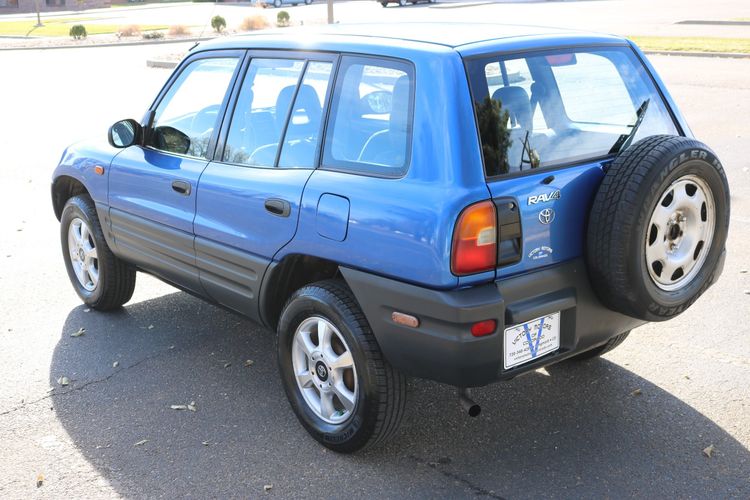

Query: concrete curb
3;37;750;60
146;58;180;69
643;50;750;59
677;20;750;26
143;50;750;68
0;36;212;51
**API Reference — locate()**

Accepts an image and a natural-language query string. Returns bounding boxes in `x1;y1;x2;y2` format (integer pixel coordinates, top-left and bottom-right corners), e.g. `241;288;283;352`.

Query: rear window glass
322;56;414;177
466;47;679;177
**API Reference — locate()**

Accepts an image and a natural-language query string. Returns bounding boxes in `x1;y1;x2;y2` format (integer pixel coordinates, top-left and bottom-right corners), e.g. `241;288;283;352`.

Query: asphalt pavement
0;42;748;498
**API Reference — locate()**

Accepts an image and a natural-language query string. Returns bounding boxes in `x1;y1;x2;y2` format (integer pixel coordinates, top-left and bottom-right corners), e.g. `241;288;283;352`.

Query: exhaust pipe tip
458;388;481;417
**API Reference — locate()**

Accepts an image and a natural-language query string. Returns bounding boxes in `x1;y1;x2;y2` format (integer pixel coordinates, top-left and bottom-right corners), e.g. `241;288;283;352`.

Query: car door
108;50;244;294
194;53;336;320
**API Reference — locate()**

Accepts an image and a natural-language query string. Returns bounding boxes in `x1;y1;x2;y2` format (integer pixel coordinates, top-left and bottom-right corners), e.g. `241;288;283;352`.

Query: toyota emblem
538;208;555;224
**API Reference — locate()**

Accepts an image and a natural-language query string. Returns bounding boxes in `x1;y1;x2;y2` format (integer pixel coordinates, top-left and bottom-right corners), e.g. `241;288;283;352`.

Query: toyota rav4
51;24;730;452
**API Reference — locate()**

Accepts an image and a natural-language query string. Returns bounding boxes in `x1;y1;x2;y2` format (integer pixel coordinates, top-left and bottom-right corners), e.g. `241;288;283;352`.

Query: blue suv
52;24;730;452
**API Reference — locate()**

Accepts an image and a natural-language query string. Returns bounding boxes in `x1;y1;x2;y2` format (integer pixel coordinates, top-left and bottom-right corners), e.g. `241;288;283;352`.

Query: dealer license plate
503;312;561;370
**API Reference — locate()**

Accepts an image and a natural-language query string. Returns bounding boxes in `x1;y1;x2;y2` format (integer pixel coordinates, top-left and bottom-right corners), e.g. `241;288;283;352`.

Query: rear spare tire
586;135;729;321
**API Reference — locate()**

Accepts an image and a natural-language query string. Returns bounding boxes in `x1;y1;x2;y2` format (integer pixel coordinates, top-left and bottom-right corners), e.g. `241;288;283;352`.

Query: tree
276;10;290;27
474;96;511;176
69;24;87;40
211;15;226;33
34;0;43;27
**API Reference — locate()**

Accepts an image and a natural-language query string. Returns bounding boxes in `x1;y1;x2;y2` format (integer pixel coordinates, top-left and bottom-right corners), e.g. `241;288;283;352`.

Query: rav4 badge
527;190;561;205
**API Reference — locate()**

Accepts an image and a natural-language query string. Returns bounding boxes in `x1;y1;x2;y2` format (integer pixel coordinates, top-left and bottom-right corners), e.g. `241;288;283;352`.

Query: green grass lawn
630;35;750;54
0;17;167;37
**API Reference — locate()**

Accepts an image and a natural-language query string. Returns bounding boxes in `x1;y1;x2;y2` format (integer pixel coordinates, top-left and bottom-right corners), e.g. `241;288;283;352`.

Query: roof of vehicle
196;23;630;57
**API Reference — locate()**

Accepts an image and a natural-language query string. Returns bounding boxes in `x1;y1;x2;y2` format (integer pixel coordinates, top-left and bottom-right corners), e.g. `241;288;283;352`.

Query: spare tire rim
291;316;358;424
645;174;715;291
67;217;99;292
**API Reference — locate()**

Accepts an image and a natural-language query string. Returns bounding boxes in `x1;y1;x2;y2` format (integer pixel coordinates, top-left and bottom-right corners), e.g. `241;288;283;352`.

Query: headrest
492;86;532;130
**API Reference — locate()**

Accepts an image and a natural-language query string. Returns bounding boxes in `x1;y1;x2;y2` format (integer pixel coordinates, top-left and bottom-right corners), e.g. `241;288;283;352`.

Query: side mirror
362;90;393;115
108;119;142;148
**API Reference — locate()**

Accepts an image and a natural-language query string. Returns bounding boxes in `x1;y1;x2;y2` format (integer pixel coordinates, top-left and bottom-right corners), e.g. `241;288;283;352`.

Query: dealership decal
528;246;553;260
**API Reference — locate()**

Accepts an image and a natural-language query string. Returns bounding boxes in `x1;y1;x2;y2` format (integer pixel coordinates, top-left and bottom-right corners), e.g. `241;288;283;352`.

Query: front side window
148;57;239;158
467;47;678;177
322;56;414;177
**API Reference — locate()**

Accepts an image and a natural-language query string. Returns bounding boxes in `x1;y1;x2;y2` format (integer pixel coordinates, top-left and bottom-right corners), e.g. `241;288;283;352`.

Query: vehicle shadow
51;292;749;498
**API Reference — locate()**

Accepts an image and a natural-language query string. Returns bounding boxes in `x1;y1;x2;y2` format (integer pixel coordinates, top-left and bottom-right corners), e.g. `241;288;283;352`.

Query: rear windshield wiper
608;98;650;155
518;130;541;171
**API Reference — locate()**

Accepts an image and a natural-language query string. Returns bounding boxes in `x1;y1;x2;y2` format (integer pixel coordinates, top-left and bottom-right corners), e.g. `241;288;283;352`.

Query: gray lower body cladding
340;259;646;387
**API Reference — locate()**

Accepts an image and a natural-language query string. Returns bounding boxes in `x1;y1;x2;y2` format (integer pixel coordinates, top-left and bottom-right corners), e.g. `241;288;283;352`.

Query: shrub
69;24;87;40
276;10;290;27
211;15;226;33
239;15;269;31
168;24;190;36
118;24;141;37
142;31;164;40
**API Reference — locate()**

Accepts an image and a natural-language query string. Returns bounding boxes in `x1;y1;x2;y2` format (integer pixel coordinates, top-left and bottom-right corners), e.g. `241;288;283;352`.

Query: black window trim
462;43;684;182
142;49;247;162
213;49;340;170
320;54;417;179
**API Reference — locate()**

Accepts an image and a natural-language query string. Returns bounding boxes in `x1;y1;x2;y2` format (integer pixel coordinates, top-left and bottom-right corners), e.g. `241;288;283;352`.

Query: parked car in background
260;0;313;7
52;23;730;453
380;0;435;6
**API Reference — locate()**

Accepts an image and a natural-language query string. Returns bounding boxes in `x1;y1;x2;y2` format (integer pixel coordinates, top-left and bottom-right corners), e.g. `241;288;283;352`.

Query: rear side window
322;56;414;177
466;47;678;177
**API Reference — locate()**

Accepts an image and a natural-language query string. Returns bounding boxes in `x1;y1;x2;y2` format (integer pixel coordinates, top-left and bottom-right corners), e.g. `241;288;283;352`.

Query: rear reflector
471;319;497;337
451;200;497;275
392;311;419;328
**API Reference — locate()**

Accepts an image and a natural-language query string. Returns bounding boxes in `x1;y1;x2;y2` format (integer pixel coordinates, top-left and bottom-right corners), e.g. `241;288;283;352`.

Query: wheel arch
259;254;343;330
52;175;90;221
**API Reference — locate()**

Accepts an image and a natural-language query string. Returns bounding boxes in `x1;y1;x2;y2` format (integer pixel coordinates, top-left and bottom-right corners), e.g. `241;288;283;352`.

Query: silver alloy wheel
645;174;715;291
291;316;358;424
67;217;99;292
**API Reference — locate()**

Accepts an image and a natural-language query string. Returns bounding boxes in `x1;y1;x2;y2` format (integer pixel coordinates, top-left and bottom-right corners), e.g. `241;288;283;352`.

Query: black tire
586;135;729;321
570;331;630;361
60;195;136;310
380;1;388;6
277;280;406;453
398;0;407;5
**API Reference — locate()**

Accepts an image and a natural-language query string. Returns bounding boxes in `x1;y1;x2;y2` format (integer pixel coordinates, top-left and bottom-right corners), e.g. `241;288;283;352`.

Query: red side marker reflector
471;319;497;337
94;165;105;175
392;311;419;328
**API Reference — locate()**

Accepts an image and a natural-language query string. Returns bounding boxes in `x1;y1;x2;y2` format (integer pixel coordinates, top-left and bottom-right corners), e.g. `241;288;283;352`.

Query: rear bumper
340;259;646;387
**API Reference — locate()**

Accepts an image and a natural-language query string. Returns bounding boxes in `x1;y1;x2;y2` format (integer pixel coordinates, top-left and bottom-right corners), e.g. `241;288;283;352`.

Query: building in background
1;0;111;14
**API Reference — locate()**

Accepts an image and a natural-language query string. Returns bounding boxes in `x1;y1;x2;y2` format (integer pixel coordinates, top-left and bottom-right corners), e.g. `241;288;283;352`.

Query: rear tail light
451;200;497;275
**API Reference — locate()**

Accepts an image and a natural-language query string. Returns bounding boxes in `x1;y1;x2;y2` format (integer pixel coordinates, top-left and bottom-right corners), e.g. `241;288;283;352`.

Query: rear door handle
265;198;291;217
171;180;191;196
